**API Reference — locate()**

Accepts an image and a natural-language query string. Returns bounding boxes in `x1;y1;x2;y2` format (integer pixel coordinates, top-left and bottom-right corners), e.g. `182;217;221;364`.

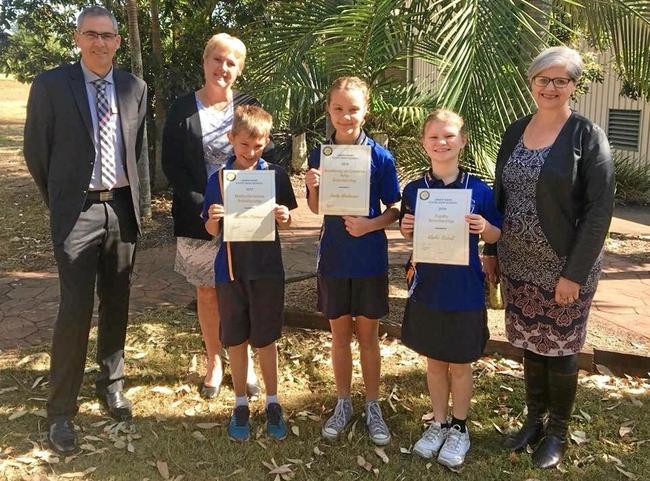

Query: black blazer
24;62;148;245
486;112;615;285
162;90;264;239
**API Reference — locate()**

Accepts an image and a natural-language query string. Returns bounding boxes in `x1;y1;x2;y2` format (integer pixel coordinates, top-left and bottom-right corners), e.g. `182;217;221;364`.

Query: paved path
0;201;648;351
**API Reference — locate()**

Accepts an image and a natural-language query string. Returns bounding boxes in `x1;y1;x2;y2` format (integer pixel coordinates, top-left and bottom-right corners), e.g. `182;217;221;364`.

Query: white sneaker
322;398;353;441
365;400;391;446
413;421;449;459
437;425;470;468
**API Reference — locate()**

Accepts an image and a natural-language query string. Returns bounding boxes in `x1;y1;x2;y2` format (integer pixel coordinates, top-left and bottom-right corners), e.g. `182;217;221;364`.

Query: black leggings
524;349;578;374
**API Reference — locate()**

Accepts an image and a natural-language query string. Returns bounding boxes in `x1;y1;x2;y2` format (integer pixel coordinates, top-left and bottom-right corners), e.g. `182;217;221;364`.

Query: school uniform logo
226;172;237;181
323;146;333;156
419;191;430;200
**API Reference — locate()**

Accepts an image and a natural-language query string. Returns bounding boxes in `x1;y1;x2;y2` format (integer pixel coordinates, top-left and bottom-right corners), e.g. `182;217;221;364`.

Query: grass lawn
1;307;649;481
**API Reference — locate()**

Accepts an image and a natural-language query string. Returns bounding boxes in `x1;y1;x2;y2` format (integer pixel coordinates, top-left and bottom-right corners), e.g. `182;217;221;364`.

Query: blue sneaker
227;405;250;442
265;403;288;440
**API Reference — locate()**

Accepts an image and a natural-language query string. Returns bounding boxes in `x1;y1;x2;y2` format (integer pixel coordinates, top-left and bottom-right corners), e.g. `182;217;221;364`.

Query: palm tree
244;0;650;180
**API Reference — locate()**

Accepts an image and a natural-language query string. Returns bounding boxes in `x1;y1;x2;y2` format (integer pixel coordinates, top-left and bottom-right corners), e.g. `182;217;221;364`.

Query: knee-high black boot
503;356;547;451
532;368;578;468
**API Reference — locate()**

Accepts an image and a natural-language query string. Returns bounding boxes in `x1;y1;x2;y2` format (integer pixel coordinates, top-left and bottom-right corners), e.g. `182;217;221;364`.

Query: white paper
223;170;276;242
318;144;371;216
412;188;471;265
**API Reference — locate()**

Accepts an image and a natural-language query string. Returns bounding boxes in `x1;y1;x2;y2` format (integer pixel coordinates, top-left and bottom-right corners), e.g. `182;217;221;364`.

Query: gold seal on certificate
412;188;471;265
223;169;276;242
318;144;371;216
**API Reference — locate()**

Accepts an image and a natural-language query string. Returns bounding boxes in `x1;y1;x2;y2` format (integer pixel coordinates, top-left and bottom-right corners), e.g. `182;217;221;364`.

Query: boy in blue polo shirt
400;109;501;468
305;77;401;445
203;105;298;442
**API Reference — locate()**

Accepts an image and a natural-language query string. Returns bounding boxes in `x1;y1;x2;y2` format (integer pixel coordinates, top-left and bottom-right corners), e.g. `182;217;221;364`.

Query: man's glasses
81;31;118;41
532;76;573;89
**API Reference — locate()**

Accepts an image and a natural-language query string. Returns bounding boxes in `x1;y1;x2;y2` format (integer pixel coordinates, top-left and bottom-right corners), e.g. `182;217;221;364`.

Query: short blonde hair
203;33;247;71
527;46;583;82
421;109;466;138
231;105;273;138
326;76;370;106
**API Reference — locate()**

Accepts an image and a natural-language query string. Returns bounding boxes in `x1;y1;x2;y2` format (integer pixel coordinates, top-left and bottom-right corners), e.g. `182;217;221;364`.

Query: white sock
235;395;248;408
266;394;279;407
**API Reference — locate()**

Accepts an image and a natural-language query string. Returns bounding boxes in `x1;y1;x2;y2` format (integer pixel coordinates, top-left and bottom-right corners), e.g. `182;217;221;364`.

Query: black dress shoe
48;420;79;455
98;391;133;421
199;381;221;400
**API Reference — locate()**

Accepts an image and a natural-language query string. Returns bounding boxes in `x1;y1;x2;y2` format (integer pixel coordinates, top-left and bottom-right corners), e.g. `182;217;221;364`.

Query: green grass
1;307;648;480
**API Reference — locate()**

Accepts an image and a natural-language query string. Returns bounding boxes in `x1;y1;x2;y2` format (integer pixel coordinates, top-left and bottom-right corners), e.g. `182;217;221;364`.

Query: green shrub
613;152;650;205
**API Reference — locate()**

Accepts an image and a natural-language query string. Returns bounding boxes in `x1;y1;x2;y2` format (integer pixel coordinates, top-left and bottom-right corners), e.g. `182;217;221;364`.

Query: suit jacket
161;90;264;239
24;62;148;245
485;111;614;284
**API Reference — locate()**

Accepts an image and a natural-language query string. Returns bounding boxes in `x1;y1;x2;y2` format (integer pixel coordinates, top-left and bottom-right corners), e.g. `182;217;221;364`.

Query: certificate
318;144;371;216
222;170;276;242
412;189;471;265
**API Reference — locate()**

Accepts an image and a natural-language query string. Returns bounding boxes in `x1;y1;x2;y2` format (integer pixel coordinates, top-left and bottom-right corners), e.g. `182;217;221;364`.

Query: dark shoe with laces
98;391;133;421
227;405;251;442
265;403;288;440
48;420;79;455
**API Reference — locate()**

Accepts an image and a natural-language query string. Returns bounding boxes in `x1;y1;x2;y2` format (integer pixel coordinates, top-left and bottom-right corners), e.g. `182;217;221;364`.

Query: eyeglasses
80;31;118;41
532;76;573;89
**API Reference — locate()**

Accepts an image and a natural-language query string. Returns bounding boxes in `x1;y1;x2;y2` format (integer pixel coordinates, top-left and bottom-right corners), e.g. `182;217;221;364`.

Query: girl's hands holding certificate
342;215;372;237
305;168;321;190
274;204;291;225
465;213;488;234
400;213;415;239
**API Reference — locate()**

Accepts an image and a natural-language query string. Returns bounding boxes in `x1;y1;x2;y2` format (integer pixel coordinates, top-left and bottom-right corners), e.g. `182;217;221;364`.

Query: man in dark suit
23;6;147;455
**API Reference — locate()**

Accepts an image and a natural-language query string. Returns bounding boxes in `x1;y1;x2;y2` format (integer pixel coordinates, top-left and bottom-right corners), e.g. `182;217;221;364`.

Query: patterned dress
498;140;602;356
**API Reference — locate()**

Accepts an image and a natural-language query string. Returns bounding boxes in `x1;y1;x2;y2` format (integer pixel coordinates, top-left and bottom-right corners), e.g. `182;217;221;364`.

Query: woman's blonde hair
203;33;247;72
326;76;370;106
421;109;466;138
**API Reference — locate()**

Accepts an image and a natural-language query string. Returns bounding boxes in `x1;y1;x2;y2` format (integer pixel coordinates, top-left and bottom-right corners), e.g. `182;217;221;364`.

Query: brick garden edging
283;309;650;377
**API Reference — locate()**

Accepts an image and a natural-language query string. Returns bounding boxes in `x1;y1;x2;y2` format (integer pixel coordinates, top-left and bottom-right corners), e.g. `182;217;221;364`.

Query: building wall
571;52;649;166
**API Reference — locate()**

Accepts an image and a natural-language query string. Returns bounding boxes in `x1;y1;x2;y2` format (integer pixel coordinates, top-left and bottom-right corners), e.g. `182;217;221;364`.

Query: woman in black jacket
484;46;614;468
162;33;260;399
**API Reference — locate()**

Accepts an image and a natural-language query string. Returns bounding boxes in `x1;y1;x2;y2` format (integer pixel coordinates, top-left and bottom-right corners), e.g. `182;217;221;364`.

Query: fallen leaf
556;464;568;474
195;422;219;430
286;458;303;464
569;430;588;445
615;466;639;480
191;431;207;442
225;468;245;477
374;447;389;464
291;425;300;437
619;425;634;437
595;364;614;376
579;409;592;422
151;386;174;395
357;455;372;472
157;460;170;480
132;352;147;359
0;386;19;395
313;446;324;456
347;420;357;442
113;439;126;449
269;465;293;474
31;376;44;389
602;454;624;467
491;421;505;435
189;354;197;373
629;397;644;407
127;442;135;453
32;409;47;418
421;412;435;422
8;409;28;420
399;447;411;454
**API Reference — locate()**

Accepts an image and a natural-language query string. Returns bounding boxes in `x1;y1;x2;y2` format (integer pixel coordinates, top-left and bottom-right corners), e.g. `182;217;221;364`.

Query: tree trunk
125;0;152;218
149;0;167;191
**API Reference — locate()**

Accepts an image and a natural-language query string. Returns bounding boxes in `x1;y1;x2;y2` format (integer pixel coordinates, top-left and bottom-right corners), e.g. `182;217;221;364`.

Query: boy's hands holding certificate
205;203;225;237
399;213;415;239
465;214;488;234
342;215;372;237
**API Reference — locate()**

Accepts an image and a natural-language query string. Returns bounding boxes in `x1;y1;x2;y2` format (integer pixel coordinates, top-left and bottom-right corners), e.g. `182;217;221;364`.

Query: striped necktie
93;79;116;189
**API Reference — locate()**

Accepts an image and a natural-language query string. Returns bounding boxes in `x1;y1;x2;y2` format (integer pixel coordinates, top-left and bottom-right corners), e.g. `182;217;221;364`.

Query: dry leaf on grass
157;460;170;479
151;386;174;395
313;446;324;456
569;430;588;445
619;424;634;438
0;386;19;395
195;422;219;429
596;364;614;376
8;409;28;420
374;447;389;464
615;466;639;480
357;455;372;472
291;425;300;437
191;431;206;442
60;467;97;478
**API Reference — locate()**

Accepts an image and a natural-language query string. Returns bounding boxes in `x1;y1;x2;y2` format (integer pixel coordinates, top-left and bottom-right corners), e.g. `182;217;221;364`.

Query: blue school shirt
400;170;502;311
202;157;298;283
308;132;401;278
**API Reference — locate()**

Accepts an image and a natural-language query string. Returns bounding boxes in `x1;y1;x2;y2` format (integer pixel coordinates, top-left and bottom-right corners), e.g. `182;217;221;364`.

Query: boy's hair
421;109;467;139
231;105;273;137
326;76;370;105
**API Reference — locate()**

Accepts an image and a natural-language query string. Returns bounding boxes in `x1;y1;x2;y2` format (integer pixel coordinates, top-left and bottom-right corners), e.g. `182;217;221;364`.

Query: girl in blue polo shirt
305;76;401;446
400;109;501;468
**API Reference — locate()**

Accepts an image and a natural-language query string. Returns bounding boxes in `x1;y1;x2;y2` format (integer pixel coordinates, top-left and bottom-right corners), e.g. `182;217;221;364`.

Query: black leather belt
86;187;129;202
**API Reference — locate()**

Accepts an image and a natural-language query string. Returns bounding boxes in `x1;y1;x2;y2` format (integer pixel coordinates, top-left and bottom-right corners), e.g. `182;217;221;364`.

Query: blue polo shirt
202;157;298;283
400;170;502;311
308;132;401;278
